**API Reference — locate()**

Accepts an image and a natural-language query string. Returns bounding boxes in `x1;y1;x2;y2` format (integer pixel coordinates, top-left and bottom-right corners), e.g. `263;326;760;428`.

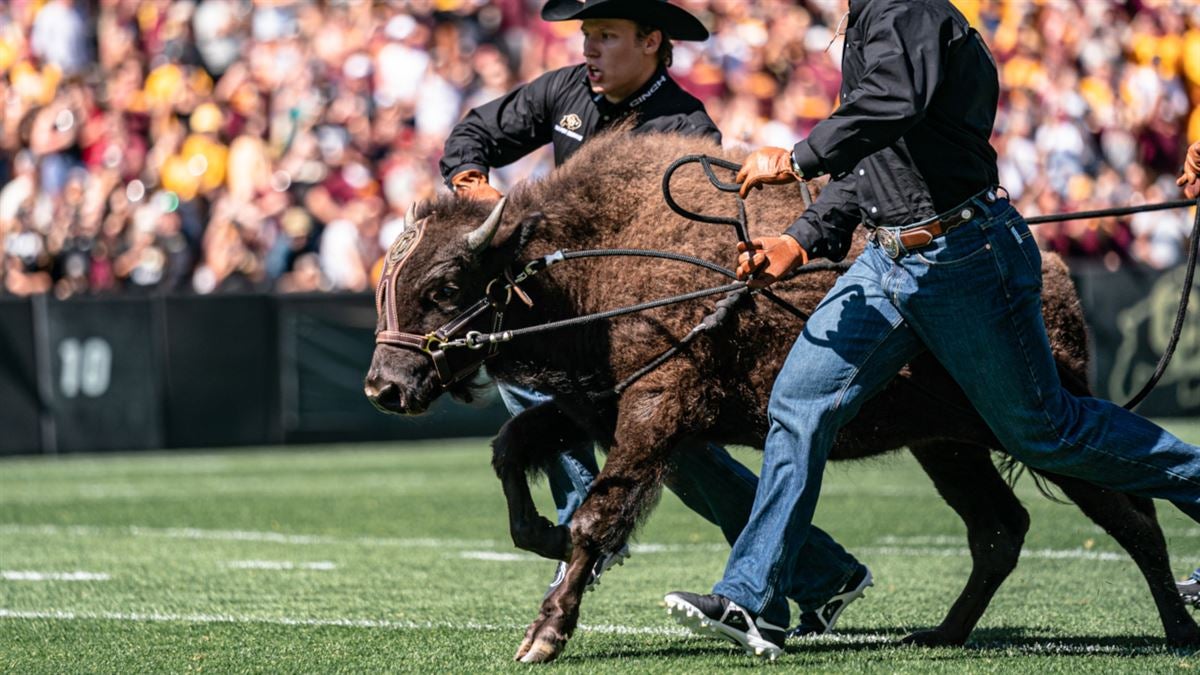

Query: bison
364;131;1198;663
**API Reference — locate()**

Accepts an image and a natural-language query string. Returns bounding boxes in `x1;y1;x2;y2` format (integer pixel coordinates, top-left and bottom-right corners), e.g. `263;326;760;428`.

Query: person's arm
736;1;952;270
791;1;955;179
439;68;566;196
783;169;861;262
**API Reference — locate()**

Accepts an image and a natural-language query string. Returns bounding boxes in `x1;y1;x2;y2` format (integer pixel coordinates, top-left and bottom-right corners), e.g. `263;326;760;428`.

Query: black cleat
664;591;786;660
787;565;873;639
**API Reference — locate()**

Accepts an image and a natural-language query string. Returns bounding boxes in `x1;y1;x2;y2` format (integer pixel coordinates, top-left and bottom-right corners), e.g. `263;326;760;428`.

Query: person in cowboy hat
439;0;872;639
443;0;714;199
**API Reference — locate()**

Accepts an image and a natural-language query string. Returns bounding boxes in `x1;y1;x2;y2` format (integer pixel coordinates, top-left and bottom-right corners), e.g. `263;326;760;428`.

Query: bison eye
430;284;460;303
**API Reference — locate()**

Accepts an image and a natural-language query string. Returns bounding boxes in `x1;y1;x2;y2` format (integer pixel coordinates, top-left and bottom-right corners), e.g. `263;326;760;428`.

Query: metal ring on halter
465;331;490;350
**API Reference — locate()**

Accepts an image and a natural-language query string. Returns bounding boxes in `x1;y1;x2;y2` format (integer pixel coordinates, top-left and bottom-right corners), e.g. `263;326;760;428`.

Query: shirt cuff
783;213;825;260
790;140;825;179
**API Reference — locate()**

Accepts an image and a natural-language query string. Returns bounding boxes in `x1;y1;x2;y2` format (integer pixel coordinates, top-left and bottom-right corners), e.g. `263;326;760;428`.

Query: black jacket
785;0;1000;261
440;64;721;185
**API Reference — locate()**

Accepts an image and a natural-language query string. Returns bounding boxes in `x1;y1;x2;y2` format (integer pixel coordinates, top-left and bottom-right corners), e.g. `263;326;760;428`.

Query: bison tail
998;456;1070;505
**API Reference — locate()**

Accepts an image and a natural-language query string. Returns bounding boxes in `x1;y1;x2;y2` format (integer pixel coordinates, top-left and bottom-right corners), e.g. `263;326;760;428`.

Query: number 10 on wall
57;338;112;399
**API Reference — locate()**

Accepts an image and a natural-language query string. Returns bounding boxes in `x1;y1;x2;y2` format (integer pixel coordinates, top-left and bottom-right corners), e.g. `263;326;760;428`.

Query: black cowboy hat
541;0;709;41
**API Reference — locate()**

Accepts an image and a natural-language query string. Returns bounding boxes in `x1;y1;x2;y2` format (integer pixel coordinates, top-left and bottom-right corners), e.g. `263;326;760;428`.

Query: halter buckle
426;336;447;353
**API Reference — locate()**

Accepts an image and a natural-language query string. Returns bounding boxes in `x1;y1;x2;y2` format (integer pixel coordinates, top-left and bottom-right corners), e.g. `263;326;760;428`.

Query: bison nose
365;381;407;414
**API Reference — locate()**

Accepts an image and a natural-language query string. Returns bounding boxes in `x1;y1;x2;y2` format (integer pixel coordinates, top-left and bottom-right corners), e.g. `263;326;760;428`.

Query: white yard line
0;523;726;554
0;608;1168;654
0;608;687;637
875;535;970;547
459;551;539;562
223;561;337;571
859;546;1127;562
454;546;1129;564
0;524;1144;562
0;524;500;549
2;571;110;581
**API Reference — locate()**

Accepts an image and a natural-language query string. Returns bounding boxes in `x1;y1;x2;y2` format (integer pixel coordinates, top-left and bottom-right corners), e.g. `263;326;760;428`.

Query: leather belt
870;188;1001;260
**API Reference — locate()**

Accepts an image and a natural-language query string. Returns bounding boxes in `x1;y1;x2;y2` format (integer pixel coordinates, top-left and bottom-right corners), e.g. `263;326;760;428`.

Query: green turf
4;423;1200;672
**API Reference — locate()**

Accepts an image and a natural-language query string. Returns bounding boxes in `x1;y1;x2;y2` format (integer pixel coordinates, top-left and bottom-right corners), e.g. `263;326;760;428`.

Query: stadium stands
0;0;1195;298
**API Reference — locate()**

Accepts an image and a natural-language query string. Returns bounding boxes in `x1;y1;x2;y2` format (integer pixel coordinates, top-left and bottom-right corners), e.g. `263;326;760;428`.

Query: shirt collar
848;0;867;24
590;65;672;116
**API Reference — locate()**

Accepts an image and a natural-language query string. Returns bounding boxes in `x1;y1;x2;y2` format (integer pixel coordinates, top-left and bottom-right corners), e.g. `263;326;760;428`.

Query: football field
4;423;1200;673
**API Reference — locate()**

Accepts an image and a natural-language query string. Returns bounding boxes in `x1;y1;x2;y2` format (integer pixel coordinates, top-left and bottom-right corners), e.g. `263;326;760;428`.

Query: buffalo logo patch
387;226;423;268
559;113;583;131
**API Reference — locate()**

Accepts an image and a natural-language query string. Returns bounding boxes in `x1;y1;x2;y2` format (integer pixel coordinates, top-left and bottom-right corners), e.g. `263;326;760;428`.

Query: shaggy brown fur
365;131;1197;663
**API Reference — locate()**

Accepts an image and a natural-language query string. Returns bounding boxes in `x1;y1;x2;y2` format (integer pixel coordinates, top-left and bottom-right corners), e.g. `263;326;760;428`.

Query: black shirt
440;64;721;184
785;0;1000;262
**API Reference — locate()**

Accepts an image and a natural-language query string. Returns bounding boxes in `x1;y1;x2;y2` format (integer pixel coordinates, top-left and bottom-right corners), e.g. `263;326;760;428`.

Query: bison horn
404;201;419;230
465;197;508;253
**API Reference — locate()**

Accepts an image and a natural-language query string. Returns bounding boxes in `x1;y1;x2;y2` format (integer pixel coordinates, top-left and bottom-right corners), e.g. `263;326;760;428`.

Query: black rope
606;288;751;397
1025;199;1195;225
1122;198;1200;410
561;248;734;279
554;247;821;320
494;282;747;342
662;154;745;227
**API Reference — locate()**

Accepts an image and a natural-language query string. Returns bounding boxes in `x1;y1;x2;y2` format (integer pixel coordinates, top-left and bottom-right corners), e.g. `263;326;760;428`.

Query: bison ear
491;211;543;257
483;208;541;254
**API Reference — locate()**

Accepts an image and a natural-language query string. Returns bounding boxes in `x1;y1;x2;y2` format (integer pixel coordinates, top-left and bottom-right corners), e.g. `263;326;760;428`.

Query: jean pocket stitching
913;242;992;267
1013;232;1043;285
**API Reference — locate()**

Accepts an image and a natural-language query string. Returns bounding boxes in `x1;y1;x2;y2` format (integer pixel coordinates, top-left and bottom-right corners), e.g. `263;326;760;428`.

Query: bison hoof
901;629;965;647
513;619;567;664
516;638;562;664
1166;625;1200;650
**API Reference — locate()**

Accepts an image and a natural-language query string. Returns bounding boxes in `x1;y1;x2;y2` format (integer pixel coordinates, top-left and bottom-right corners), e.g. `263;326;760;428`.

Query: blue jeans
497;382;862;610
714;195;1200;627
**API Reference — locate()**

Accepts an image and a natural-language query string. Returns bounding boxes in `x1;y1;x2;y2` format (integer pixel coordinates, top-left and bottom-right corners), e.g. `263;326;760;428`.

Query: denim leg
666;442;862;610
895;203;1200;523
497;382;599;525
714;249;924;627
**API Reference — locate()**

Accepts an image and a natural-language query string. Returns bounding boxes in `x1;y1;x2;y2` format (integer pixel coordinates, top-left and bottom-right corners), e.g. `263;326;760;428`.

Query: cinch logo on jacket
629;74;666;108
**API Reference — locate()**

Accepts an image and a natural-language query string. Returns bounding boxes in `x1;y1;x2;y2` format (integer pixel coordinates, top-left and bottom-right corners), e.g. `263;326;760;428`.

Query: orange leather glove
736;235;808;289
736;147;801;199
452;169;503;202
1179;141;1200;199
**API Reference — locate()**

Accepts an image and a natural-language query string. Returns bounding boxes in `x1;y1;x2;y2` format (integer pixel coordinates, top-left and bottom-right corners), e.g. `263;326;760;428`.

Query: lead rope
1118;197;1200;410
1013;196;1199;410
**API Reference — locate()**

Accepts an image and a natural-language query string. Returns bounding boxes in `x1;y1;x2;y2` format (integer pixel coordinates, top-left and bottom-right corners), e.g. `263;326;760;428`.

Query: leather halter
373;222;514;387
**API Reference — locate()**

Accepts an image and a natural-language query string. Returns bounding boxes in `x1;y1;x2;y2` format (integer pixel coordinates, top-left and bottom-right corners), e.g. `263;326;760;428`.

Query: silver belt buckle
875;227;902;260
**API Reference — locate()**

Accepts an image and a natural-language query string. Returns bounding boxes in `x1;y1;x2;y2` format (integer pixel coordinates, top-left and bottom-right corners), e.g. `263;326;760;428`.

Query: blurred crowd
0;0;1197;298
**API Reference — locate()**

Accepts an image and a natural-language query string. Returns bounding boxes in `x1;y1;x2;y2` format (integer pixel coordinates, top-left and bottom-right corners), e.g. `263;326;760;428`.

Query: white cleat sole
821;568;874;632
664;595;782;661
586;546;630;593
